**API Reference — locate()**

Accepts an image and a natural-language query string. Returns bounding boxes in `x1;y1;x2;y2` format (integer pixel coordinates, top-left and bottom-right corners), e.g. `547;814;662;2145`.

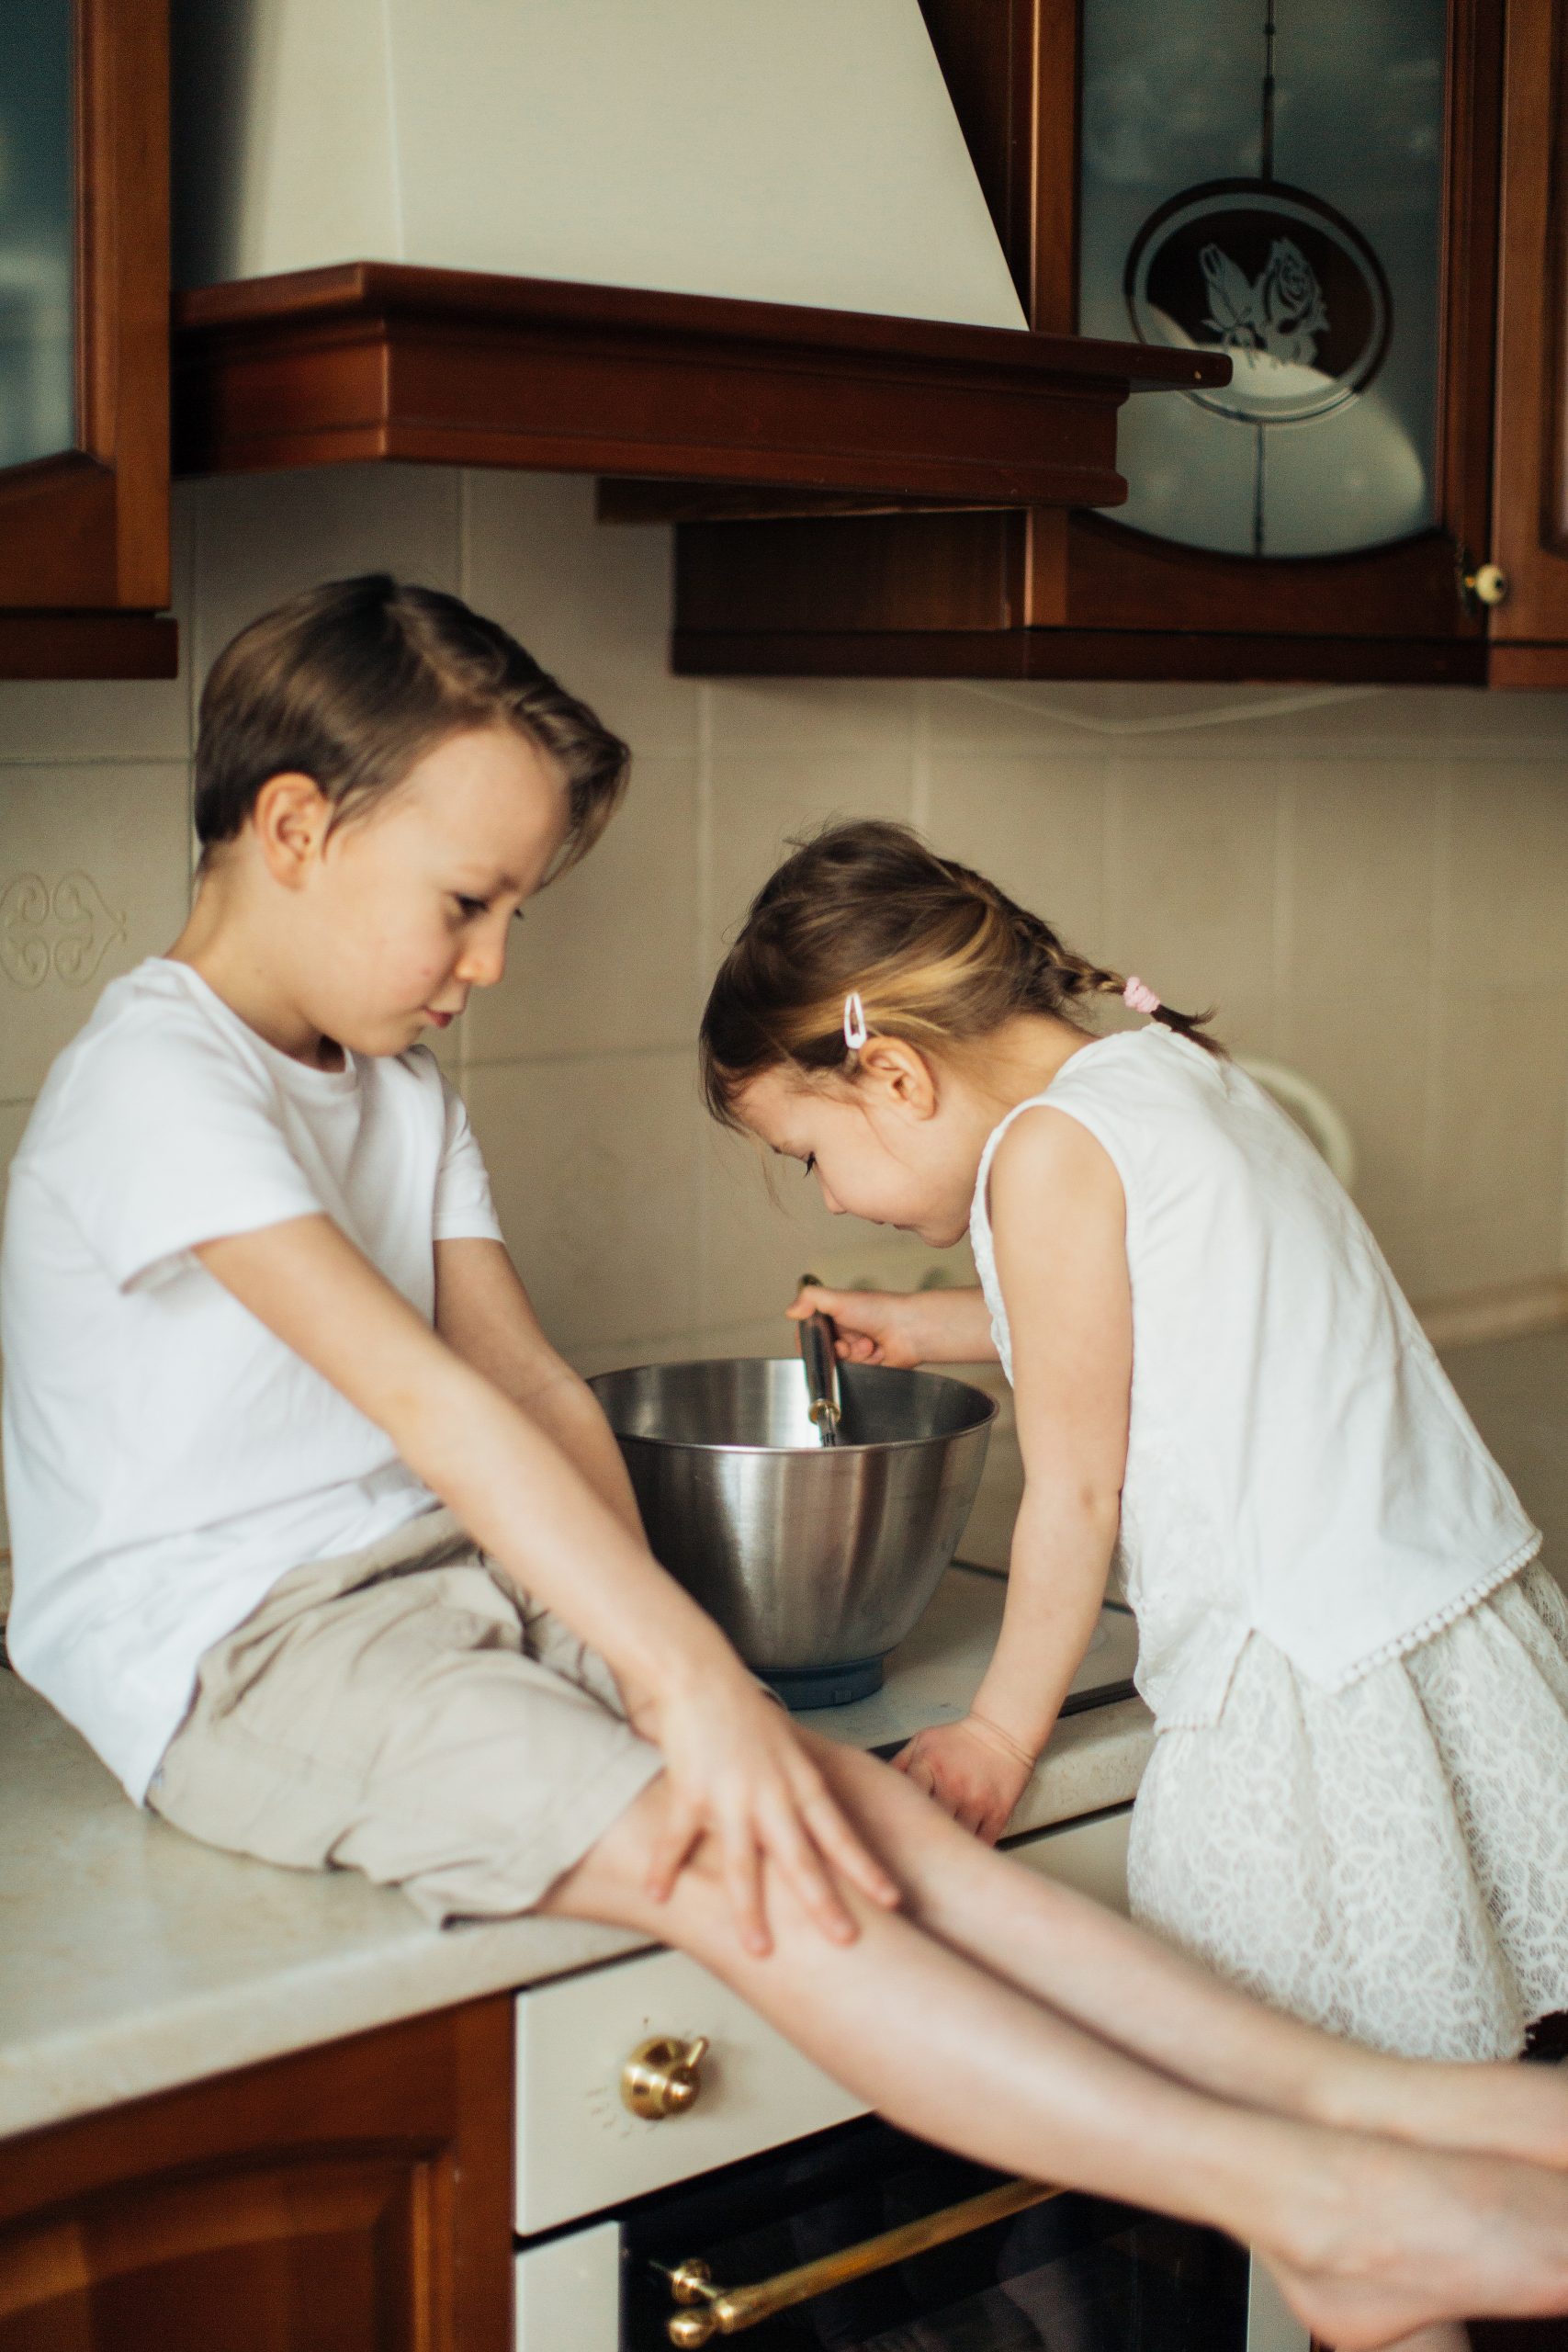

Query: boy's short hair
194;574;629;876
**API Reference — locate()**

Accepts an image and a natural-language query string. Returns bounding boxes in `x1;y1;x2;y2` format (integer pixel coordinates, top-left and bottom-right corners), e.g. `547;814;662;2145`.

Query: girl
702;818;1568;2352
9;591;1568;2352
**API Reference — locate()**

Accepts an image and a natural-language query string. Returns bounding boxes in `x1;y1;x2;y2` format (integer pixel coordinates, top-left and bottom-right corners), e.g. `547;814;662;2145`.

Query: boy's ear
252;772;333;888
857;1037;939;1119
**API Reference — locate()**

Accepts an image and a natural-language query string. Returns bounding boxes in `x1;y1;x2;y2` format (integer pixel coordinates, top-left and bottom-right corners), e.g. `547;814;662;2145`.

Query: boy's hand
893;1714;1037;1844
630;1651;901;1956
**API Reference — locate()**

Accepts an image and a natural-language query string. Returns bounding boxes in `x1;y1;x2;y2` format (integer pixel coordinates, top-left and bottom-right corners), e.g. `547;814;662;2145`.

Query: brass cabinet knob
1462;559;1509;608
622;2033;710;2120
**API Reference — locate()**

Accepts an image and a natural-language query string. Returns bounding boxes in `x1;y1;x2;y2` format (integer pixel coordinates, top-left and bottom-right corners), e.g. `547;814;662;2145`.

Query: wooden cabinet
0;1996;512;2352
0;0;175;682
1487;0;1568;679
669;0;1568;688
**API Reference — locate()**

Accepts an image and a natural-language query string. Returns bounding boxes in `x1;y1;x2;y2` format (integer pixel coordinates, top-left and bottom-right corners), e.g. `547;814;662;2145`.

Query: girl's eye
803;1154;817;1176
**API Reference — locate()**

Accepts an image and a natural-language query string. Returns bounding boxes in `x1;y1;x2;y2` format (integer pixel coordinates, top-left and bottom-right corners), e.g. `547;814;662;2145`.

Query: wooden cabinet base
0;1996;512;2352
0;614;177;681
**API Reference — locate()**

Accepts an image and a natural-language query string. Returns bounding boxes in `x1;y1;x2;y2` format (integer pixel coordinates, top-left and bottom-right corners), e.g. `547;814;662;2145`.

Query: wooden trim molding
672;624;1489;687
0;612;177;680
172;262;1226;503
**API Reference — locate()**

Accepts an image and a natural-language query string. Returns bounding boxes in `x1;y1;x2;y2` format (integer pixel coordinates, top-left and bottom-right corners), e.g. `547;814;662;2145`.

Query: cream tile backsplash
3;464;1568;1552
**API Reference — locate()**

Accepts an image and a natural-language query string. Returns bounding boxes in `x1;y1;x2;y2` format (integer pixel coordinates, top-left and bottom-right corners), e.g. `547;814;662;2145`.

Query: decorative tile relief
1;873;127;991
0;762;192;1100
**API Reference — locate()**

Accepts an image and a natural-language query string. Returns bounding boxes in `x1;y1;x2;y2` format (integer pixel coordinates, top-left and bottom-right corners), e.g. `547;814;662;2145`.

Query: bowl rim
587;1354;999;1457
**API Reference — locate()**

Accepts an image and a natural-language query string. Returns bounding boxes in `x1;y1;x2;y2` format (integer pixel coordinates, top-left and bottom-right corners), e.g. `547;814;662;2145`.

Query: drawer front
514;1803;1133;2235
515;1943;866;2233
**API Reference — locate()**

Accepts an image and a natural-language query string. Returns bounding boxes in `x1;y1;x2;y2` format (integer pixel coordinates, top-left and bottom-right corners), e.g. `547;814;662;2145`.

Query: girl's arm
895;1110;1132;1840
195;1214;898;1954
786;1282;998;1366
434;1235;643;1539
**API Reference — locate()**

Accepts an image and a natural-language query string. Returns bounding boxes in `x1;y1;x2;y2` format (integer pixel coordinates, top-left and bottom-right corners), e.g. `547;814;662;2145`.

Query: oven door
615;2110;1256;2351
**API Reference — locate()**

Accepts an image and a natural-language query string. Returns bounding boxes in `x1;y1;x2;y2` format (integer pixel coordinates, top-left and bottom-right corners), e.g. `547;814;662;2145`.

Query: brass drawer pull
622;2034;710;2120
660;2173;1061;2343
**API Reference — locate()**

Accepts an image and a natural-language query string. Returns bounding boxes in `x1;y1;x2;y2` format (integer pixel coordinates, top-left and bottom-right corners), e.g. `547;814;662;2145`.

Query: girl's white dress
970;1027;1568;2061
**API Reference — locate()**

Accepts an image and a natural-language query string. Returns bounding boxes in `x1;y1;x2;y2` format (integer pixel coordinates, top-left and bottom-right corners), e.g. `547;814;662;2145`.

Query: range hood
171;0;1224;501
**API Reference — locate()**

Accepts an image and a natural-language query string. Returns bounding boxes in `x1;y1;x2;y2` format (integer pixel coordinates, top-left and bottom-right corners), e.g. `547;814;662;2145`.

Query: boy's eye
453;895;487;918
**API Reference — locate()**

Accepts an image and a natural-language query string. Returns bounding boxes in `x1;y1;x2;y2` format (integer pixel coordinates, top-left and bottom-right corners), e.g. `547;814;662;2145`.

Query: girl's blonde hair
700;820;1221;1125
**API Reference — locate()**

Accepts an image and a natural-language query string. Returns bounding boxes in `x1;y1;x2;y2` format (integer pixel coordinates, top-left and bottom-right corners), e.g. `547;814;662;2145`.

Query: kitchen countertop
0;1566;1151;2145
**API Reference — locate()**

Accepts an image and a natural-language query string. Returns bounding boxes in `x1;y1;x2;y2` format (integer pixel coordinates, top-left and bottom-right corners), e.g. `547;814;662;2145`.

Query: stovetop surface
794;1563;1139;1755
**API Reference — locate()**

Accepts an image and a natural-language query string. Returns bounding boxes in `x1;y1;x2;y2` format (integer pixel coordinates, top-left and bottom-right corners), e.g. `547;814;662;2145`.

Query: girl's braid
956;860;1219;1050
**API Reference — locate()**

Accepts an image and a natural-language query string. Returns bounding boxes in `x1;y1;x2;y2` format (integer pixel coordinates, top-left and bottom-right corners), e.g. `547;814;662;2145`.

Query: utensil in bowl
589;1356;997;1708
795;1272;841;1446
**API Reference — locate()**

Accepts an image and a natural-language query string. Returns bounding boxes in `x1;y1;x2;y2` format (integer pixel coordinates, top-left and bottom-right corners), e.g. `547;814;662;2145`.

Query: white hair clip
842;990;869;1051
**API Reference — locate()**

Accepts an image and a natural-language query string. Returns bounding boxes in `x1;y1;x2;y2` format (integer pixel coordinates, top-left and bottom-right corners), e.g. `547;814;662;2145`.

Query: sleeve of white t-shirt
44;1010;328;1294
432;1069;504;1244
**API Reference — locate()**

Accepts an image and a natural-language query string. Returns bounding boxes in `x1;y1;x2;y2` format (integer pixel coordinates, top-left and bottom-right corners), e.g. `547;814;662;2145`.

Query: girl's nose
818;1176;845;1216
457;929;508;989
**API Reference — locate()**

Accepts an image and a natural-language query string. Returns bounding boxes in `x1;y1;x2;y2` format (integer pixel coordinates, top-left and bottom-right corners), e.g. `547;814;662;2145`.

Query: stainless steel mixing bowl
589;1357;997;1707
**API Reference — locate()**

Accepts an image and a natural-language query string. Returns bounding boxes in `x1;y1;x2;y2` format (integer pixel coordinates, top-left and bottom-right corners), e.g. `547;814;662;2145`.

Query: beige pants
148;1506;663;1923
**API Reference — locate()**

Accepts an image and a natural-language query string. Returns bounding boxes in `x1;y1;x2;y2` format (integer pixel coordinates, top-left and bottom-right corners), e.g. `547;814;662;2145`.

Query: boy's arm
194;1214;899;1952
895;1111;1132;1839
434;1235;642;1539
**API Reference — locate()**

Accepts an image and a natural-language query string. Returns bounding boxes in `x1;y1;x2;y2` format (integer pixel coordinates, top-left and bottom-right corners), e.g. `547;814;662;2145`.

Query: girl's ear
857;1036;939;1120
251;773;333;890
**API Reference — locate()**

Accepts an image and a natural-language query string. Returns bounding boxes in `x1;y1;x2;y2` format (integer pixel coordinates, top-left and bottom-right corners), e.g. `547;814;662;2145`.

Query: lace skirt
1127;1563;1568;2060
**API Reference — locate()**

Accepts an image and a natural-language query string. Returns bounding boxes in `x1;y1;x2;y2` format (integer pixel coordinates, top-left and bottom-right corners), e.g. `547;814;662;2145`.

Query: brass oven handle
660;2173;1062;2344
622;2034;710;2120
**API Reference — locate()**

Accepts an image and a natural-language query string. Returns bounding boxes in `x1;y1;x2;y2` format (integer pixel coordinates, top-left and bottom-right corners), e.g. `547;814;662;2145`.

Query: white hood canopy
176;0;1028;330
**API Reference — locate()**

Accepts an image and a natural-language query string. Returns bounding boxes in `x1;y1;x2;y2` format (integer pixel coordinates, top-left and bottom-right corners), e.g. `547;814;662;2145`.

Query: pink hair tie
1122;976;1161;1016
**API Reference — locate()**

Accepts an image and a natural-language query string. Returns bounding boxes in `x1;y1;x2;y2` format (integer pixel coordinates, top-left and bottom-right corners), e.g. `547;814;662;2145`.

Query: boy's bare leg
799;1736;1568;2171
542;1775;1568;2350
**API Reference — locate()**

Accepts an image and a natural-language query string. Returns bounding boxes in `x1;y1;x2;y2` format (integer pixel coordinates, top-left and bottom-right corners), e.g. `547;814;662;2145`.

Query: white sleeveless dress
970;1027;1568;2060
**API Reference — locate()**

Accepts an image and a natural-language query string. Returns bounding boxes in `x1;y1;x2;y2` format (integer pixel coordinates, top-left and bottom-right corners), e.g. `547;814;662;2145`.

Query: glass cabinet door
0;0;76;471
1080;0;1447;561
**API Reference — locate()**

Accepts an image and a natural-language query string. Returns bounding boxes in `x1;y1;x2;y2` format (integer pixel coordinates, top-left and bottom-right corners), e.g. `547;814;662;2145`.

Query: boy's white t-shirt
0;957;504;1803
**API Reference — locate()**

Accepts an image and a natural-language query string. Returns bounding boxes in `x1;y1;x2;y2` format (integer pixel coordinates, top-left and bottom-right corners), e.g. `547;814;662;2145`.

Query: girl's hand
893;1714;1037;1844
630;1653;901;1956
787;1283;994;1368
